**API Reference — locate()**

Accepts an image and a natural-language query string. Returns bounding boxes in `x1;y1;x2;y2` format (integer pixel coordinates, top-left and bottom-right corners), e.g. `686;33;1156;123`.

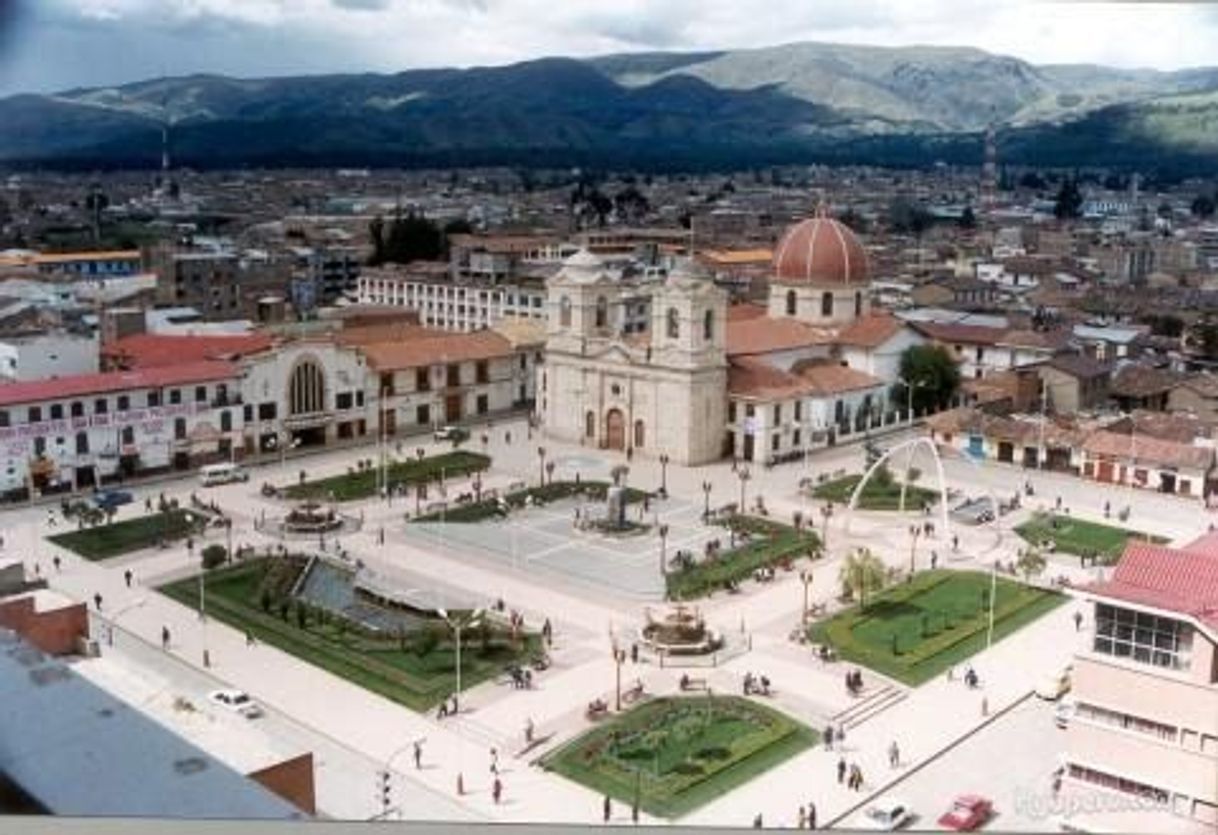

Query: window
356;391;364;407
75;432;89;455
121;426;135;445
336;392;353;410
666;308;679;339
794;401;802;421
786;289;797;316
380;373;394;396
585;411;595;438
170;389;182;405
147;391;161;408
793;429;801;447
745;404;755;418
1074;702;1177;742
703;309;714;341
476;394;489;415
855;291;863;318
771;434;780;451
27;406;41;423
476;361;489;384
174;418;187;440
416;404;430;425
0;411;7;428
259;402;277;421
633;420;645;449
1093;603;1192;671
728;402;737;422
595;296;608;329
446;364;460;387
220;410;232;432
1066;764;1168;807
288;360;325;415
773;404;781;423
96;398;109;415
243;404;253;422
559;296;572;327
50;404;63;420
416;368;430;392
821;291;834;317
34;437;45;456
519;354;528;370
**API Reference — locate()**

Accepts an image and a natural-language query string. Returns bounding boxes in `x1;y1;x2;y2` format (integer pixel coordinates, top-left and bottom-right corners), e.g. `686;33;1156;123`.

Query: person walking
524;717;535;744
1073;610;1083;632
245;629;256;647
161;626;170;650
808;802;817;830
823;725;834;751
52;556;61;572
492;777;503;805
603;794;612;822
124;569;133;588
888;741;900;768
797;805;807;829
413;740;423;770
93;592;102;611
836;757;846;784
489;747;499;775
752;813;763;828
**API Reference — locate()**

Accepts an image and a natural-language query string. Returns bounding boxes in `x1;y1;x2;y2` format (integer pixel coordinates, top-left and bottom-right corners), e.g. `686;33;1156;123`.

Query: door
997;441;1014;463
1097;460;1114;483
445;394;462;423
381;408;397;436
605;409;625;450
742;432;755;462
968;435;984;459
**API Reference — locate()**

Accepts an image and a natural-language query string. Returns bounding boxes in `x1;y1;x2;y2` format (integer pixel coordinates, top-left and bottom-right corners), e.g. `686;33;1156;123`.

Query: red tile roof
1088;541;1218;631
726;316;836;357
726;303;767;322
357;328;513;371
1082;430;1213;472
728;357;882;400
0;361;237;408
104;333;274;369
912;322;1008;345
836;314;905;348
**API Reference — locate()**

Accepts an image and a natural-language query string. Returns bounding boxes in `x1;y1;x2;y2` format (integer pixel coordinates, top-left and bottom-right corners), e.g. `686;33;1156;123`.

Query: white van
200;462;249;487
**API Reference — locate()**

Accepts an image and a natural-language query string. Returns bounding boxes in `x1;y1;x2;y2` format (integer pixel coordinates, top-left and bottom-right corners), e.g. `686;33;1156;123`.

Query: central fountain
639;604;724;656
257;500;361;539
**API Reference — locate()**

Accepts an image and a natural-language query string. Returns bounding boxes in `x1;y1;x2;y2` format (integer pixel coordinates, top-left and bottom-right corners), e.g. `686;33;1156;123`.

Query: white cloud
3;0;1217;95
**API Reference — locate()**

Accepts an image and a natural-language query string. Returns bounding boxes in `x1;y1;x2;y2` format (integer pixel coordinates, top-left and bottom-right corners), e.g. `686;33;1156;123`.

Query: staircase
830;684;908;731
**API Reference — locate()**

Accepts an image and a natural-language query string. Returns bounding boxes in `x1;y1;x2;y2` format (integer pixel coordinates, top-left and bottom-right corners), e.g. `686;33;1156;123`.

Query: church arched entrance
605;409;626;450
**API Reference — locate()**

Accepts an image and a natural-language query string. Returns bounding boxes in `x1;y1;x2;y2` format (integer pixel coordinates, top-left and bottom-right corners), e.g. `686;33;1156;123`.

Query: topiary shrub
201;544;227;570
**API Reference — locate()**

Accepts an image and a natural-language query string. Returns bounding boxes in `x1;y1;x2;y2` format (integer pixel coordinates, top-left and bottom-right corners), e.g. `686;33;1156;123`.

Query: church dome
771;213;869;286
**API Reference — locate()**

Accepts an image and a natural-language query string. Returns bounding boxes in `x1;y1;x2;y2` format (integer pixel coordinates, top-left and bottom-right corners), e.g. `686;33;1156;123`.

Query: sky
1;0;1217;95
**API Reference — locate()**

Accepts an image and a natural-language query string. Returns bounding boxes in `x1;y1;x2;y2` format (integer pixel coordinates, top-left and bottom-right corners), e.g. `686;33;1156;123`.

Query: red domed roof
772;215;869;286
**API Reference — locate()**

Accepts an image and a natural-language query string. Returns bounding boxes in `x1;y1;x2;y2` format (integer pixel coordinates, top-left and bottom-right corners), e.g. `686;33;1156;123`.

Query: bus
200;462;249;487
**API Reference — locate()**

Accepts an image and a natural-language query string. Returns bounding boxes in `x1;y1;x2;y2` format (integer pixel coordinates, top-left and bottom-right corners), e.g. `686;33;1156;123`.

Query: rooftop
103;333;274;370
1087;542;1218;633
725;315;837;357
0;361;237;408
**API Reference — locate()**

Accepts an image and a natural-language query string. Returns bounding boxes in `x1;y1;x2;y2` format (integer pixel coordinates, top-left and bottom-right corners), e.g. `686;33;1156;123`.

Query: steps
830;684;908;730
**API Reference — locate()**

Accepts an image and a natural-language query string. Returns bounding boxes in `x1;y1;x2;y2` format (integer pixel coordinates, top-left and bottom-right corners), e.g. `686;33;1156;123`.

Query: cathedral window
703;309;714;340
821;292;834;317
855;291;863;318
595;296;608;329
633;420;645;448
666;308;679;339
786;289;797;316
559;296;572;328
585;411;595;438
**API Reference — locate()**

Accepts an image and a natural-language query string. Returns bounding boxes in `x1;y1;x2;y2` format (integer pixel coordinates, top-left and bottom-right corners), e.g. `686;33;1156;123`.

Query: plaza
6;412;1211;827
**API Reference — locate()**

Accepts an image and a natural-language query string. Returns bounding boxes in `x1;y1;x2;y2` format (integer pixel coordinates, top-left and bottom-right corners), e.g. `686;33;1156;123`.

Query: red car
937;795;993;831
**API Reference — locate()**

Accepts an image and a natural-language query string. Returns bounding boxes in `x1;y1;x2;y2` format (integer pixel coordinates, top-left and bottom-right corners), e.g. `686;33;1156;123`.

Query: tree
896;345;961;413
201;544;227;570
1016;546;1047;582
381;211;444;264
1053;177;1083;220
887;197;933;237
1191;193;1216;218
958;205;976;230
839;548;887;608
838;206;868;234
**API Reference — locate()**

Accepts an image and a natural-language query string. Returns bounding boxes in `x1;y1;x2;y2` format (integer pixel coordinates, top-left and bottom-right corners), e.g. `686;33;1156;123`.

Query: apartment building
357;263;549;331
1064;536;1218;832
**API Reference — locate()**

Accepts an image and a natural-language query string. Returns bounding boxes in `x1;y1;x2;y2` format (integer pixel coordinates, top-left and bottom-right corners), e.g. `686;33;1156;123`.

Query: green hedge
666;516;820;601
411;480;647;523
49;509;205;560
811;474;939;510
284;451;491;502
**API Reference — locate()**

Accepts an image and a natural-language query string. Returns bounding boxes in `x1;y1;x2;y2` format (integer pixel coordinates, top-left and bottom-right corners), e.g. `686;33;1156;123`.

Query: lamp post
908;523;922;578
737;467;751;514
537;446;547;488
701;480;712;521
819;502;834;548
106;597;147;647
611;638;627;711
659;454;670;495
799;570;814;624
198;561;209;667
658;523;670;576
436;607;485;715
545;459;555;487
897;377;931;512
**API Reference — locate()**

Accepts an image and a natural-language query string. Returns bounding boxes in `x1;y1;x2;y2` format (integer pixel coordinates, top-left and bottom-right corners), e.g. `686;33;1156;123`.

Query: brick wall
0;597;88;656
247;753;315;817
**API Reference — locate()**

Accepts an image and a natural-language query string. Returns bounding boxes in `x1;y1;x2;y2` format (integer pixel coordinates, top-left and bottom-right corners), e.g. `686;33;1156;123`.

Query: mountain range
3;41;1218;172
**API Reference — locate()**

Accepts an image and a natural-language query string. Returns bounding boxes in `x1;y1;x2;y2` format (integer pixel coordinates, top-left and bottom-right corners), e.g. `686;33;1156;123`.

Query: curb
825;688;1035;828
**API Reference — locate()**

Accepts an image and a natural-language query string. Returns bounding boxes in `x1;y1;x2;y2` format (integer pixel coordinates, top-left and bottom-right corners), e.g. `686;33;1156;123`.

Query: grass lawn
666;516;820;601
809;569;1064;686
48;509;205;560
158;559;538;711
1015;512;1168;562
284;450;490;502
812;473;939;511
543;696;816;819
411;480;649;523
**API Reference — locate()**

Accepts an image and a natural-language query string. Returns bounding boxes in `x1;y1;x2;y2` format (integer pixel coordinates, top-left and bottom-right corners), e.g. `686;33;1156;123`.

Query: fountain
639;604;724;656
258;500;360;538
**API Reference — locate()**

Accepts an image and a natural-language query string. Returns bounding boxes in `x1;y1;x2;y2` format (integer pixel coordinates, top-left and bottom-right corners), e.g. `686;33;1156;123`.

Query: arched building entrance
605;409;626;450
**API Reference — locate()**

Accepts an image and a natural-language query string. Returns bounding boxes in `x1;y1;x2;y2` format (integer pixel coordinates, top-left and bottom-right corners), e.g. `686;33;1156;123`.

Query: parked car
208;689;263;719
92;489;134;510
433;425;469;443
937;794;993;831
862;799;913;831
1036;665;1073;700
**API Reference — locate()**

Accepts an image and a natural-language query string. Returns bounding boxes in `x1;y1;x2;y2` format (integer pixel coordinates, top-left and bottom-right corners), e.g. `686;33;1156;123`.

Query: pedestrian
456;772;464;796
752;813;763;828
413;740;423;770
808;802;817;830
952;534;959;552
47;509;56;527
489;747;499;775
145;497;152;513
823;725;834;751
836;724;846;748
525;717;534;744
124;569;133;588
93;592;102;611
930;551;938;569
53;555;61;572
33;563;40;578
161;626;170;650
836;757;846;784
378;527;385;546
1073;610;1083;632
604;794;612;822
982;696;989;717
245;629;256;647
630;642;638;663
798;805;807;829
947;665;954;682
888;740;900;768
492;777;503;804
450;694;458;716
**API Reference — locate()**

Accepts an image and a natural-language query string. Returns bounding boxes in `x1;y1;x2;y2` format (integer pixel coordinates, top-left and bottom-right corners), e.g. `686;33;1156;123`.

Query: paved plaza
7;414;1212;825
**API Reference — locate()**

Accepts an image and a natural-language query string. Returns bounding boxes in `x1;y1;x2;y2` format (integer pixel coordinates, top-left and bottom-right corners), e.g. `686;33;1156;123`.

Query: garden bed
665;515;820;601
1014;512;1167;563
48;509;206;560
284;451;490;502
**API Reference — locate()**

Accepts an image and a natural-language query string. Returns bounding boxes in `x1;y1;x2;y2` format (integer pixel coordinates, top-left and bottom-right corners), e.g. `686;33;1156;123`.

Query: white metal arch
845;436;952;539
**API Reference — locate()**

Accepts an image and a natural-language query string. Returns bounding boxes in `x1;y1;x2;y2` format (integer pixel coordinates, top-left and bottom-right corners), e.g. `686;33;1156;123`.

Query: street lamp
819;502;834;548
908;523;922;578
436;607;485;715
106;597;147;646
897;377;932;512
610;634;627;711
658;523;670;576
737;467;751;514
659;454;670;496
537;446;547;488
545;459;556;487
799;570;814;624
701;480;712;521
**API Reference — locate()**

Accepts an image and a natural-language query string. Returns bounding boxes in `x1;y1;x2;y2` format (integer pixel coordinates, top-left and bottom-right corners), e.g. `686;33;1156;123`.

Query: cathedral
539;212;925;465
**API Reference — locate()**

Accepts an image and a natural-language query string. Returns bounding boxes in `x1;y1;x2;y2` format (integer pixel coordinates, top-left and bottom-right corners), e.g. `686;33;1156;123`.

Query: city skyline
2;0;1218;96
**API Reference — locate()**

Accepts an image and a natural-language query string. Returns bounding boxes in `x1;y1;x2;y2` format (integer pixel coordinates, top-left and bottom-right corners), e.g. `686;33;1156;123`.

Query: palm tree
839;547;887;609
